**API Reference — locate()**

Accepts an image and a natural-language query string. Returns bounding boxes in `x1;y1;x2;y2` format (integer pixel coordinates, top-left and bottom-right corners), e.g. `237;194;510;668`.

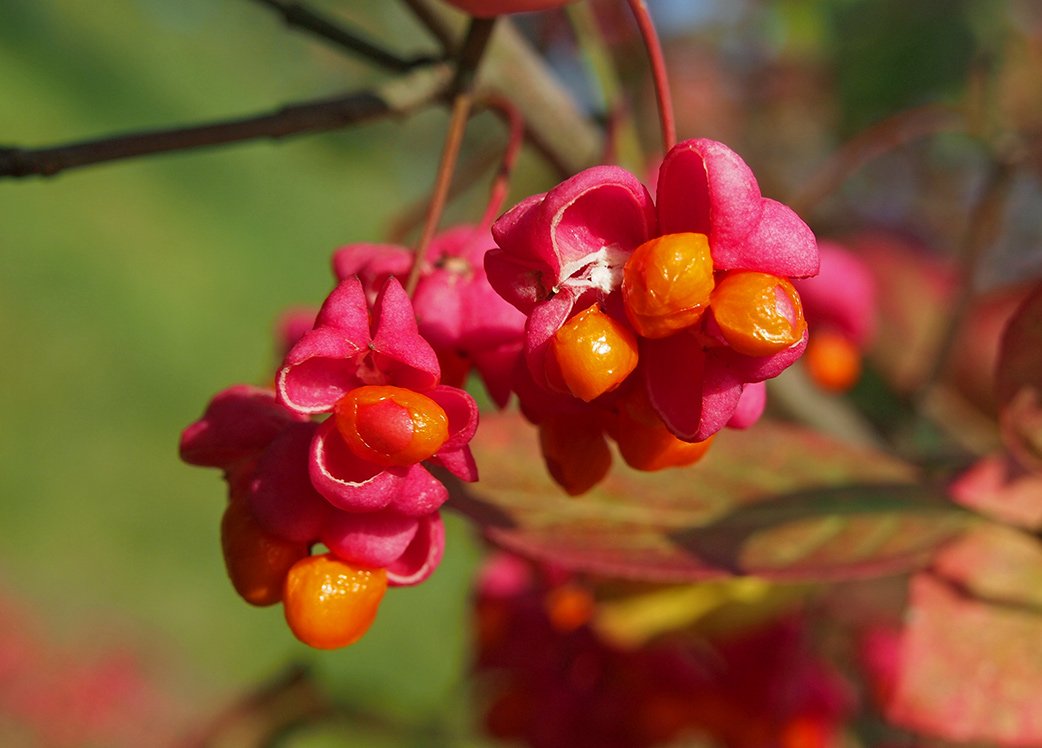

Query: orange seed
711;271;807;357
283;553;388;649
538;414;612;496
221;497;309;607
622;232;716;339
334;385;449;467
546;305;639;402
805;330;862;392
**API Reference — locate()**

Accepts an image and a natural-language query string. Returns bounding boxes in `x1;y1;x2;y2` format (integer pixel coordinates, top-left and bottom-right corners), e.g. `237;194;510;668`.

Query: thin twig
914;152;1019;408
405;18;498;296
401;0;457;54
0;65;451;179
250;0;438;71
478;94;525;228
788;104;966;216
626;0;676;153
385;95;523;243
386;144;502;244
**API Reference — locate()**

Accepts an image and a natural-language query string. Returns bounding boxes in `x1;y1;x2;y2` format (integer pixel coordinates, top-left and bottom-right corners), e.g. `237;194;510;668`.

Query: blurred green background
0;1;494;744
1;0;1034;745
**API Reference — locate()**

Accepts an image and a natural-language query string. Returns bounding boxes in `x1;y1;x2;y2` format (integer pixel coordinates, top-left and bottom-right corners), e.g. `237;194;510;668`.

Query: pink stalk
479;95;526;228
626;0;676;152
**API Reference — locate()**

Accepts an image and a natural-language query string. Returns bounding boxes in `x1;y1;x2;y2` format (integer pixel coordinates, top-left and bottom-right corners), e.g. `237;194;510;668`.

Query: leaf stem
478;94;525;228
626;0;676;153
405;17;497;296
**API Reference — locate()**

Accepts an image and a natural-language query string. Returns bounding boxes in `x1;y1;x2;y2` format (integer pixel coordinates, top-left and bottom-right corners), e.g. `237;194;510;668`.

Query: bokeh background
2;0;1040;745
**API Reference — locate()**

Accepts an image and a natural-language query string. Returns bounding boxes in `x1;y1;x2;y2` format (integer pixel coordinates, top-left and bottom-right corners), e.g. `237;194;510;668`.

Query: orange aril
614;420;713;471
221;497;309;607
780;714;831;748
710;271;807;357
608;387;713;471
622;232;715;339
608;406;716;470
805;330;861;392
546;305;639;402
334;385;449;467
282;553;387;649
544;583;595;632
538;414;612;496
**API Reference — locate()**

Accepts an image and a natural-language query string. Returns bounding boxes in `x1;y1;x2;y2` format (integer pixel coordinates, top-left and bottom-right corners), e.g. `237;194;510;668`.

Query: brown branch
401;0;458;54
0;64;451;179
2;5;601;182
250;0;438;72
398;0;604;177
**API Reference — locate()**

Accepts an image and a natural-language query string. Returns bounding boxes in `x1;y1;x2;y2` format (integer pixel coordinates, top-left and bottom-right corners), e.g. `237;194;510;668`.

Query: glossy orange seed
711;271;807;357
221;497;309;607
622;232;716;339
546;305;639;402
614;419;714;472
805;330;862;392
334;385;449;467
283;553;388;649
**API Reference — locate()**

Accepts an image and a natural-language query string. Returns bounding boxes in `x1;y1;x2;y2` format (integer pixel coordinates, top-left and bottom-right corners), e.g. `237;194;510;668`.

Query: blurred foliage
826;0;981;136
1;0;1041;745
0;0;487;742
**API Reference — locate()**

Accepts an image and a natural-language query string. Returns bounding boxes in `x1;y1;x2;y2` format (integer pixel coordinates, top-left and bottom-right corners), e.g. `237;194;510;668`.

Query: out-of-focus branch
2;4;601;181
914;150;1020;408
249;0;439;71
401;0;604;176
789;104;966;216
481;20;602;176
402;0;458;54
0;64;451;179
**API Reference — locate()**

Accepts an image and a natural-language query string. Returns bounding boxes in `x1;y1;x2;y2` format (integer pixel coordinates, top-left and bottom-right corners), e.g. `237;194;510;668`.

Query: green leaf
451;412;970;582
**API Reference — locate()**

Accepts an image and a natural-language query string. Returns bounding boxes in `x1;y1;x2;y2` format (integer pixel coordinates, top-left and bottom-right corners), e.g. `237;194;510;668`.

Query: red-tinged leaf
997;282;1042;472
451;412;969;582
949;452;1042;530
886;571;1042;745
932;523;1042;609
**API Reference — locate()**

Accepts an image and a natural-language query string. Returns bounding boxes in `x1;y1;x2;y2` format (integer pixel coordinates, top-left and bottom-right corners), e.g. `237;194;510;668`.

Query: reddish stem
404;17;496;296
478;95;525;228
405;92;474;297
626;0;676;152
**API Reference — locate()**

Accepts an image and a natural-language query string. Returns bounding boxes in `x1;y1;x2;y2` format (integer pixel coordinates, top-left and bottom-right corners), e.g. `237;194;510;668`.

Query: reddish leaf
949;452;1042;530
932;523;1042;609
887;569;1042;745
452;412;969;582
997;282;1042;472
